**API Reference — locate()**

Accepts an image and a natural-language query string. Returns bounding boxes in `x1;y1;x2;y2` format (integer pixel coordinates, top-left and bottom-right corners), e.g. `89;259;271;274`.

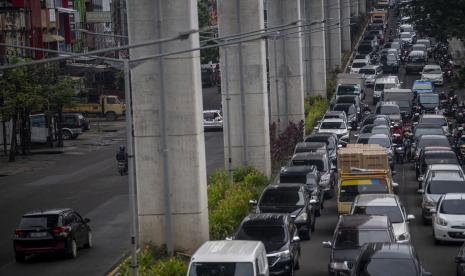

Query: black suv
348;243;432;276
322;215;395;274
290;152;335;198
13;208;92;261
233;213;301;276
255;184;317;240
293;142;328;155
304;133;338;166
279;165;323;215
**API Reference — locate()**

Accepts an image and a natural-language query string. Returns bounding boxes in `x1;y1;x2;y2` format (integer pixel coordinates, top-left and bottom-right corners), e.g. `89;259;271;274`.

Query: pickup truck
63;95;125;121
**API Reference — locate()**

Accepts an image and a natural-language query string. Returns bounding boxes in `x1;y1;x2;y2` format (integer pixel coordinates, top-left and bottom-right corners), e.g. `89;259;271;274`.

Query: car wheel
68;239;78;259
62;130;72;140
84;231;93;248
15;252;25;262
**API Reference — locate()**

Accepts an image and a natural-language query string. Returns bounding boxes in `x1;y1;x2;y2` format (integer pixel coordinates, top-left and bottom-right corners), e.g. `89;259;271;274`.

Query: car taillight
52;226;71;237
76;121;81;128
15;229;26;238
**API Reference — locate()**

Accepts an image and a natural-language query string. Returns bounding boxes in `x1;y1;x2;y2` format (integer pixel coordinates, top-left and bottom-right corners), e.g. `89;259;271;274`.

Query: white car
350;194;415;243
432;193;465;243
400;32;414;45
359;65;383;86
421;64;444;86
350;59;370;74
315;118;350;139
203;110;223;130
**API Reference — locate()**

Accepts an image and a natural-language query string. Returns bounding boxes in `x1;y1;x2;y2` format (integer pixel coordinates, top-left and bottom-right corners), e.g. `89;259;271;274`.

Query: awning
43;34;65;42
56;7;77;14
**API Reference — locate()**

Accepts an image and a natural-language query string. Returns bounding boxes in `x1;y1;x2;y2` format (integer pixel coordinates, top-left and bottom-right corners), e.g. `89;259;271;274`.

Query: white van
373;76;401;104
187;240;269;276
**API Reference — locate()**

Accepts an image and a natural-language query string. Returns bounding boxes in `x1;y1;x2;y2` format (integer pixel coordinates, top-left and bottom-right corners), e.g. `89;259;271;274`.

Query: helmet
119;145;125;151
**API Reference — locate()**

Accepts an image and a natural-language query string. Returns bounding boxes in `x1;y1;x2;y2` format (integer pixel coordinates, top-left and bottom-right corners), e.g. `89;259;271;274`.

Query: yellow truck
63;95;125;121
336;144;398;214
370;9;388;26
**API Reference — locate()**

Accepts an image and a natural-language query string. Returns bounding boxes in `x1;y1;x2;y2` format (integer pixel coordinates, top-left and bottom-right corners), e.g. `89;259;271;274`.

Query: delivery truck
63;95;125;121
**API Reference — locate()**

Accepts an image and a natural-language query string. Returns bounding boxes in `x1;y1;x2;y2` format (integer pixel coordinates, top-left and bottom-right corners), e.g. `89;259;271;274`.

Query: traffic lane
395;162;459;276
202;86;222;110
0;195;130;276
0;147;128;273
205;131;224;176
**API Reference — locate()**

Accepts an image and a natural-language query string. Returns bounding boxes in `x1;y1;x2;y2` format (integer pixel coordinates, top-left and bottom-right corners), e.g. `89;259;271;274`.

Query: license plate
29;232;47;238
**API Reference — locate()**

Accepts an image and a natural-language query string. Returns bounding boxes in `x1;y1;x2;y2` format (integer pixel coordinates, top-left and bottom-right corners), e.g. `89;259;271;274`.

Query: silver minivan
373;76;401;104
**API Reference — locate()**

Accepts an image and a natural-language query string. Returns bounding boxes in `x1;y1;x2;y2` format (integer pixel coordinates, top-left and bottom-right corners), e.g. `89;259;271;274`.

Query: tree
198;0;219;64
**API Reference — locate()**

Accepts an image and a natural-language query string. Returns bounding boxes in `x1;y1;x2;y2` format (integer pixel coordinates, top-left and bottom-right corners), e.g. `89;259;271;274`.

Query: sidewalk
449;38;465;66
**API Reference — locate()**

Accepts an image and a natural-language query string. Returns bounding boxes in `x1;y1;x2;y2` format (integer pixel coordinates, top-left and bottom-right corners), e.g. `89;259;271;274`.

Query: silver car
203;110;223;130
350;194;415;243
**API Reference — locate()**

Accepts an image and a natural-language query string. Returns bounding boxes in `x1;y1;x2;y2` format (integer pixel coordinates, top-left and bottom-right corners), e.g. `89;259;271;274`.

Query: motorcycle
118;160;128;176
395;145;405;164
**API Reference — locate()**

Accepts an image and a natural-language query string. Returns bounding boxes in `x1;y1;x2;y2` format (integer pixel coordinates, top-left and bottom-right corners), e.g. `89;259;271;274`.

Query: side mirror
249;199;258;206
293;236;301;242
417;189;424;194
418;176;424;182
347;126;352;130
455;256;464;263
225;236;233;241
430;208;437;214
309;199;318;204
322;241;332;248
407;214;415;221
290;214;297;219
84;218;91;223
314;126;319;130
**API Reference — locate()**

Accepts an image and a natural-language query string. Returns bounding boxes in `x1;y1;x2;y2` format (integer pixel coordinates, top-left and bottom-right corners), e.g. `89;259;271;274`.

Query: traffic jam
187;0;465;276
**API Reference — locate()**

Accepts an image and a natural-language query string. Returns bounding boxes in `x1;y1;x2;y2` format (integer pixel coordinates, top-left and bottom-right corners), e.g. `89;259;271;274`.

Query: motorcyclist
403;131;414;162
116;145;128;163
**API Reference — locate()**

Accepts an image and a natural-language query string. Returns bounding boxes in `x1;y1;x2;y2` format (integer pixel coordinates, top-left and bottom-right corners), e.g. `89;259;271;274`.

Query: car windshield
418;137;449;149
260;190;305;206
423;68;442;74
369;128;390;135
335;230;391;248
352;62;367;68
280;175;307;184
440;199;465;215
377;106;400;115
415;128;444;136
334;105;354;115
410;56;426;63
427;180;465;194
359;68;376;75
339;179;389;202
425;153;457;165
401;33;411;38
19;215;59;229
353;206;404;223
357;137;390;148
419;94;439;104
321;122;346;129
395;100;410;108
359;259;418;276
420;118;446;125
188;262;254;276
292;159;327;172
337;85;359;95
414;83;432;90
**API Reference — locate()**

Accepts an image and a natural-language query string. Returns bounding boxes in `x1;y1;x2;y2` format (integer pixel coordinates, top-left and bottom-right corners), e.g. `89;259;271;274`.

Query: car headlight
330;262;349;271
295;212;308;223
320;174;330;182
397;232;410;241
268;249;290;259
436;216;448;226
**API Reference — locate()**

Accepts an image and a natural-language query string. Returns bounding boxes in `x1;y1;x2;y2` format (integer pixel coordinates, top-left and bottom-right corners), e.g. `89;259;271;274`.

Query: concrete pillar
267;0;305;131
340;0;352;52
306;0;327;97
218;0;271;176
301;0;311;95
325;0;342;71
127;0;209;253
359;0;367;15
350;0;359;17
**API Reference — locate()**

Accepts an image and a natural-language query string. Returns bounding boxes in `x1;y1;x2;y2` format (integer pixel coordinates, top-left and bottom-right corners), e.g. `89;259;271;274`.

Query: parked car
323;110;348;125
373;76;401;104
350;194;415;243
59;113;84;140
13;208;92;261
293;142;328;155
290;152;335;197
413;134;450;161
419;164;464;190
333;95;363;117
421;64;444;86
332;103;358;128
415;147;458;180
357;124;391;137
322;215;396;274
359;114;391;129
203;110;223;131
63;113;91;132
375;101;402;125
432;193;465;244
400;31;415;45
187;240;269;276
406;51;427;74
415;93;439;113
419;170;465;224
418;114;449;136
413;124;446;140
348;243;432;276
233;213;300;275
350;59;370;74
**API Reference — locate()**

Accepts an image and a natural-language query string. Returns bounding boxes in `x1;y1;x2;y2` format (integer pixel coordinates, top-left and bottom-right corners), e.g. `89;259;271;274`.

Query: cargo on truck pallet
337;144;389;172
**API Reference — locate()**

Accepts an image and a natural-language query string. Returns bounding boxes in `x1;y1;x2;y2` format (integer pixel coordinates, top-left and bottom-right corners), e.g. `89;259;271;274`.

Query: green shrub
232;166;256;182
207;171;231;210
150;257;187;276
304;97;329;135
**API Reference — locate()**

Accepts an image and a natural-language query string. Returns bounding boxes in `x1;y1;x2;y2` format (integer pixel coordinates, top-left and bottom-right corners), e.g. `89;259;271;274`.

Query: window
353;205;404;223
440;199;465;215
335;229;392;248
188;262;254;276
31;116;46;127
106;97;119;104
19;215;59;228
260;190;305;206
